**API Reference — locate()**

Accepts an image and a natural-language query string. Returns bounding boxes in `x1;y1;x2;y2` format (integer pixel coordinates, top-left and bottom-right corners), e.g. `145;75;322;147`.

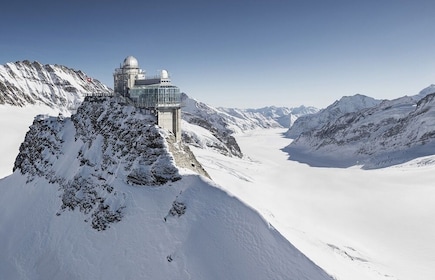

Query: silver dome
123;56;139;69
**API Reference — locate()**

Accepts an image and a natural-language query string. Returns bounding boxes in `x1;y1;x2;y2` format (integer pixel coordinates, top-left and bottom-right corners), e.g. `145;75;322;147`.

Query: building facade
113;56;181;141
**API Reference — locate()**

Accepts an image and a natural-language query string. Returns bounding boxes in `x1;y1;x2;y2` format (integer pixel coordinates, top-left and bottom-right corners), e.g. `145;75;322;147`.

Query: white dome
161;69;169;79
123;56;139;69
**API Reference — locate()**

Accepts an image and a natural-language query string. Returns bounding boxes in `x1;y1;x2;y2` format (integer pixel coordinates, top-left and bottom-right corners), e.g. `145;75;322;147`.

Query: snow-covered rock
411;84;435;101
182;93;243;157
286;94;382;138
181;93;317;157
0;60;112;178
285;92;435;168
0;96;332;280
218;105;318;129
0;60;111;111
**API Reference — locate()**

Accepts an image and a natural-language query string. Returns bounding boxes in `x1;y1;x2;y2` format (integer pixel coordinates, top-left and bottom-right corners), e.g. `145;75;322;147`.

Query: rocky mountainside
0;96;332;280
286;94;382;138
285;86;435;169
219;105;318;129
0;60;111;111
13;97;184;229
181;93;317;157
0;60;111;178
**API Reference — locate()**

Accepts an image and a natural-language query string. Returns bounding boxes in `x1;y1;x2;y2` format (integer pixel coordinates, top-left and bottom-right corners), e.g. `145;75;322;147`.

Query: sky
1;0;435;109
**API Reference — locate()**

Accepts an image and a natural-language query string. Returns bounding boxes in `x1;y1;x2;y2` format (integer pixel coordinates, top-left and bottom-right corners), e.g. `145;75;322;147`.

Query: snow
2;64;435;279
0;104;64;178
286;92;435;169
189;128;435;280
286;94;381;138
0;100;332;280
0;61;110;108
0;162;332;280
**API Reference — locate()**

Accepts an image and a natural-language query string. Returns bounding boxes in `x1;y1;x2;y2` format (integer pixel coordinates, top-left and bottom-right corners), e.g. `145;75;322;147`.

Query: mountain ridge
0;60;111;111
285;88;435;168
0;96;333;280
181;93;317;157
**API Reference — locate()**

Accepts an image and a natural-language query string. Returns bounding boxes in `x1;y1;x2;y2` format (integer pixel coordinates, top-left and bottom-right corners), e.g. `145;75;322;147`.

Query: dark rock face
168;200;186;217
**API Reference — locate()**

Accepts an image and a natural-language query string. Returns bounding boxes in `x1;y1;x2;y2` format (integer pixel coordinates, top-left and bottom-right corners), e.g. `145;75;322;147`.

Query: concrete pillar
157;108;181;142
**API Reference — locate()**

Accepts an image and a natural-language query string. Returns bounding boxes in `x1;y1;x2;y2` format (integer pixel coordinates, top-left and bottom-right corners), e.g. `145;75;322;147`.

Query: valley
190;128;435;280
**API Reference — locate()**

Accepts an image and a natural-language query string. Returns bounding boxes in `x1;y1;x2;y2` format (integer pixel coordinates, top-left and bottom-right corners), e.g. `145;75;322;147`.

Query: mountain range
285;85;435;168
181;92;317;157
2;60;435;279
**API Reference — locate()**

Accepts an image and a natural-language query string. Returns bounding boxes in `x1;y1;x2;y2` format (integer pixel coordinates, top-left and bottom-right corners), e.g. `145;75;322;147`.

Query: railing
83;92;180;111
85;92;114;97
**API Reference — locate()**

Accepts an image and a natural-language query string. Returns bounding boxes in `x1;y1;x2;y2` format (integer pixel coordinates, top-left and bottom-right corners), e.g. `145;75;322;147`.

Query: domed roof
123;56;139;69
161;69;169;79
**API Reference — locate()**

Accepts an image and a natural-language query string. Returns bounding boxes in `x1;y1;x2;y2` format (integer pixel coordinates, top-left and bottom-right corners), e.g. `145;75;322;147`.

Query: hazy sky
1;0;435;109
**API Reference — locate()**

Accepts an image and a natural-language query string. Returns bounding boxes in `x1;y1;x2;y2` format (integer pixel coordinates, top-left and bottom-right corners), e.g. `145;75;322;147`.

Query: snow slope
190;128;435;280
0;97;332;280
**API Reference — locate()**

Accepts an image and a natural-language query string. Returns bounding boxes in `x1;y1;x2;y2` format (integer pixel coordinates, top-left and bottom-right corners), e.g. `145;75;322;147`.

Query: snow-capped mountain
219;105;318;128
286;94;382;138
285;86;435;168
0;97;332;280
181;93;317;157
0;60;111;111
0;60;112;178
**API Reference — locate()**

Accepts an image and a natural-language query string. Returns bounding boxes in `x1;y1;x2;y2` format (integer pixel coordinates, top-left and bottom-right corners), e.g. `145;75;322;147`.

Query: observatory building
113;56;181;141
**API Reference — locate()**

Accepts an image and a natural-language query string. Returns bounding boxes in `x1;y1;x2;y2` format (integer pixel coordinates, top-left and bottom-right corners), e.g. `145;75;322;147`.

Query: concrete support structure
157;108;181;142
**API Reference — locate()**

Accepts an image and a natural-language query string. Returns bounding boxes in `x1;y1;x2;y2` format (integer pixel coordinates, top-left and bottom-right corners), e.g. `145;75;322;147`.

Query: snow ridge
0;60;111;111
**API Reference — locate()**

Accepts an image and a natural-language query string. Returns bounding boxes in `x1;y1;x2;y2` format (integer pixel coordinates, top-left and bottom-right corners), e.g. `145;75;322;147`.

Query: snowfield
190;128;435;280
0;173;332;280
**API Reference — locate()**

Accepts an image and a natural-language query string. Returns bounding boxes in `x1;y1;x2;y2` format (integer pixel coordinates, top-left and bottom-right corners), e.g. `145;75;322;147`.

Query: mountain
285;86;435;169
181;93;317;157
286;94;382;138
0;60;111;110
219;105;318;128
0;97;332;280
0;60;112;178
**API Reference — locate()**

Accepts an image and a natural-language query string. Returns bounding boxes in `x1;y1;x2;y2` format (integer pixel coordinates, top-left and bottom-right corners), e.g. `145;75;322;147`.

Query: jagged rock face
0;60;111;110
13;97;182;230
286;93;435;168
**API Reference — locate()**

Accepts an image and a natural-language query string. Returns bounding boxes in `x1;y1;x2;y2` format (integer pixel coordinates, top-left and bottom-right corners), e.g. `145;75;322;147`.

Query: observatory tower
113;56;181;142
